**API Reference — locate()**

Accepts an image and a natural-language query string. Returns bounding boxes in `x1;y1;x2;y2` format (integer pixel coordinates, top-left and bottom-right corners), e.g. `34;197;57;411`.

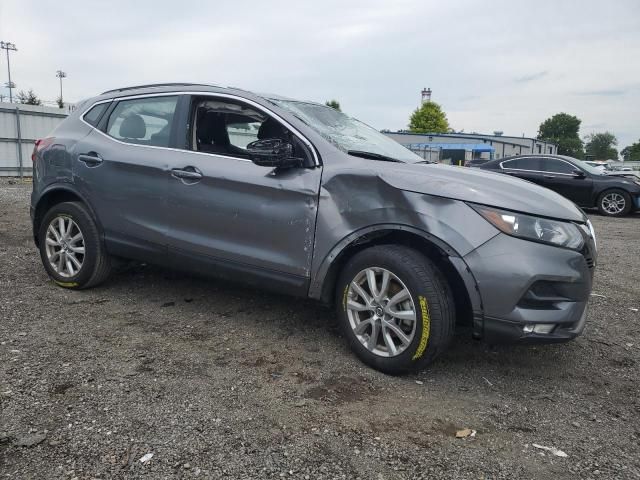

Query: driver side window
540;158;575;174
190;97;309;162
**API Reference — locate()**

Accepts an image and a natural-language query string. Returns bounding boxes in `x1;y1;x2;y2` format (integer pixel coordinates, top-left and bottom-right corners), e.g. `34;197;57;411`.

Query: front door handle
78;152;103;166
543;175;555;179
171;167;203;180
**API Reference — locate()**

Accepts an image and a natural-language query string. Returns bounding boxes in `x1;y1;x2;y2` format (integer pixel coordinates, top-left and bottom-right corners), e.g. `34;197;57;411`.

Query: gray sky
1;0;639;148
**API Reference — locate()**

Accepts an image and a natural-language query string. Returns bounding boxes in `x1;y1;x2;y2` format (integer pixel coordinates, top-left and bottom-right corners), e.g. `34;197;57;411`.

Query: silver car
30;83;597;374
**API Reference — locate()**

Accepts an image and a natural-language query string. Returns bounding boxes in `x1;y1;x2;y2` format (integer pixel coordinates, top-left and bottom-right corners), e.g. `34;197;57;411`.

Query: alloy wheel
45;216;86;278
345;267;417;357
601;192;626;215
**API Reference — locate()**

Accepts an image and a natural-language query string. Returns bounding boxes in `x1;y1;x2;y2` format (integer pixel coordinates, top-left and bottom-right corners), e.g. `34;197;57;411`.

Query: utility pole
0;41;18;103
56;70;67;105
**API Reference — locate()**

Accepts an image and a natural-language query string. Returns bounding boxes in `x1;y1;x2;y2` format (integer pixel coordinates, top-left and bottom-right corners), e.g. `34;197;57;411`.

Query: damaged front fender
308;166;498;319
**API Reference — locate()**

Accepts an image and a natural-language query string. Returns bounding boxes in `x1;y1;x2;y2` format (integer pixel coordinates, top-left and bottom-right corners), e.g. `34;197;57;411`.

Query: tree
537;113;584;158
584;132;618;160
621;140;640;161
409;101;450;133
56;96;64;109
325;99;341;111
17;89;42;106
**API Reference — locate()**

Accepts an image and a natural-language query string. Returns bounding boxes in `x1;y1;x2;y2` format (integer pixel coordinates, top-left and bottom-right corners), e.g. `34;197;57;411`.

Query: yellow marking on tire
342;285;349;311
412;295;431;360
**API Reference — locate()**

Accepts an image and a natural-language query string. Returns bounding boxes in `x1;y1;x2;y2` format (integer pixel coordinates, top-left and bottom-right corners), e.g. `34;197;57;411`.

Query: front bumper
483;305;588;344
463;231;596;344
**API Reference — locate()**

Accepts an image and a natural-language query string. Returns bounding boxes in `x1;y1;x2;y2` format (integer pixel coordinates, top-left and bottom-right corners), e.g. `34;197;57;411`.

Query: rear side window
502;157;542;171
83;102;109;127
105;96;178;147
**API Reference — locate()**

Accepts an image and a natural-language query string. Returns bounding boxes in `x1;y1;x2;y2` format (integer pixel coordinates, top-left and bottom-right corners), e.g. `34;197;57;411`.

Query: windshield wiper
347;150;403;163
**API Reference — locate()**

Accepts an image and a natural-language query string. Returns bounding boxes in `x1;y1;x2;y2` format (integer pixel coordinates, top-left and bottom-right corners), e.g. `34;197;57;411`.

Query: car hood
606;171;640;179
377;162;585;222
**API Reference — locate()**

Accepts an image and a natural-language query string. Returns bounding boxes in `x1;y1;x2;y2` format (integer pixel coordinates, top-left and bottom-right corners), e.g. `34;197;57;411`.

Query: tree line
5;88;65;108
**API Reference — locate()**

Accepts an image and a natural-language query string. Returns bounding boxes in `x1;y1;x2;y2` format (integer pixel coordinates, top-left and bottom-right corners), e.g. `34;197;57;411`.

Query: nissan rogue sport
31;83;597;374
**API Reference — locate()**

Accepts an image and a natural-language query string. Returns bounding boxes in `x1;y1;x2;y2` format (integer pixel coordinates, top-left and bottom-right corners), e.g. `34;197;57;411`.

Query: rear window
83;102;109;127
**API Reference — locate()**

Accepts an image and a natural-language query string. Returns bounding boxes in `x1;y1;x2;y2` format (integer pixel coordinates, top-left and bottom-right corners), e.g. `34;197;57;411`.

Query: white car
584;161;608;173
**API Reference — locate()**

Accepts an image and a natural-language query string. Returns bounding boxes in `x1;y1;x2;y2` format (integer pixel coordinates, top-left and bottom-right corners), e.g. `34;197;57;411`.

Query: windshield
271;99;423;163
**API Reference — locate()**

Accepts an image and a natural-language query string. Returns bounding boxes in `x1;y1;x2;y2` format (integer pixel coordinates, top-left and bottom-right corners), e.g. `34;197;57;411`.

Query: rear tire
335;245;455;374
38;201;111;289
597;189;632;217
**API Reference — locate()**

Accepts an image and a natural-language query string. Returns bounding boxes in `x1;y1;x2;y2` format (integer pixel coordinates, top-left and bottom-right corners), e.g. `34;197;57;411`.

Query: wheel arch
33;186;101;246
309;225;482;328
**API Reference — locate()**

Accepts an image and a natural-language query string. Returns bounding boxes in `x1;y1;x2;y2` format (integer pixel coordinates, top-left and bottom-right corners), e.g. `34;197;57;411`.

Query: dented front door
166;152;321;281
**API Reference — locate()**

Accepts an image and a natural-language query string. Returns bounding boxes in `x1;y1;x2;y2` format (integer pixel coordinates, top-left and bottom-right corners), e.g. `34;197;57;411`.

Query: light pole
56;70;67;106
0;41;18;103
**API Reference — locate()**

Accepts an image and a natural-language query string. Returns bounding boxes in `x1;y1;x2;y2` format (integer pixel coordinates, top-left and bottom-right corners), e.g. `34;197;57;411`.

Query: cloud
578;89;626;96
514;71;549;83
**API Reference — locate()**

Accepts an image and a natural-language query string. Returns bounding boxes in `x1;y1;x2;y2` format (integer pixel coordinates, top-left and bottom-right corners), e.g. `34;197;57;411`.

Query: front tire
38;201;111;289
597;189;632;217
335;245;455;374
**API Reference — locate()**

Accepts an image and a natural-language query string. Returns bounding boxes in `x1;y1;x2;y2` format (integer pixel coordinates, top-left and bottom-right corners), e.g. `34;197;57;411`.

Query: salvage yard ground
1;178;639;479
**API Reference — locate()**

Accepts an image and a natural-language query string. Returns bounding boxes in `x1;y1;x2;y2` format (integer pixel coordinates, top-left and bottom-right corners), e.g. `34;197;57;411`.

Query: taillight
32;137;55;162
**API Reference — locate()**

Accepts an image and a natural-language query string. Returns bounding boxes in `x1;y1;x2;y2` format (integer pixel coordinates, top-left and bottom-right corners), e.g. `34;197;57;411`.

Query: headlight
471;204;585;250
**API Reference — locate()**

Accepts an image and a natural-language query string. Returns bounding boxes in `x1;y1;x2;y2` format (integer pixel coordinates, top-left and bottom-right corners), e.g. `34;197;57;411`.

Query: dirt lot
1;178;639;479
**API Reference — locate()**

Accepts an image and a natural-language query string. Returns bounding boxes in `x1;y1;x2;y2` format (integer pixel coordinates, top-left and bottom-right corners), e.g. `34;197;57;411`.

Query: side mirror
572;169;586;178
246;139;303;169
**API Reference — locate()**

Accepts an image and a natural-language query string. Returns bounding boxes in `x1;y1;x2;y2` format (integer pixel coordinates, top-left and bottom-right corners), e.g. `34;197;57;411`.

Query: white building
384;131;558;165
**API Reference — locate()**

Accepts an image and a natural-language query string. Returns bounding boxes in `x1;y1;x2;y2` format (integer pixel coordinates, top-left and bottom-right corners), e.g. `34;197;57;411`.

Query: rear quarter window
83;102;110;127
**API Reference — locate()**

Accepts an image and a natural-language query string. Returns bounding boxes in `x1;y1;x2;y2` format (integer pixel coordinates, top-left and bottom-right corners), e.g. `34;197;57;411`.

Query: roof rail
101;83;220;95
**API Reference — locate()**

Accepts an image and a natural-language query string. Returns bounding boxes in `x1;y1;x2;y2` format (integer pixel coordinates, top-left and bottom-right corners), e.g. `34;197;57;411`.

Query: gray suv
31;83;597;374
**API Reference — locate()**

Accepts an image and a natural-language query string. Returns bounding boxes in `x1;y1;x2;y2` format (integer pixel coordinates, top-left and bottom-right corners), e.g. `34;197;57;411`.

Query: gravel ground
1;178;639;479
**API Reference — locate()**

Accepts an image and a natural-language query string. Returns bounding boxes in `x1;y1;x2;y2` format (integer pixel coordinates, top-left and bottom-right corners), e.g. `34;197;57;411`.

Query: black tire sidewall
38;202;101;288
336;246;451;374
598;189;632;217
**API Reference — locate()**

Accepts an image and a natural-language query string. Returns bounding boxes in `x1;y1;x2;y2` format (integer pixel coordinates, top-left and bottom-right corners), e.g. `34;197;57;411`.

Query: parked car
584;161;608;173
31;83;597;374
479;155;640;216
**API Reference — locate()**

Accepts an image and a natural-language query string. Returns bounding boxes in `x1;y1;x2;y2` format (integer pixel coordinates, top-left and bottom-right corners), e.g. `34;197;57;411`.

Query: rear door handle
78;152;103;166
543;175;556;179
171;167;203;180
